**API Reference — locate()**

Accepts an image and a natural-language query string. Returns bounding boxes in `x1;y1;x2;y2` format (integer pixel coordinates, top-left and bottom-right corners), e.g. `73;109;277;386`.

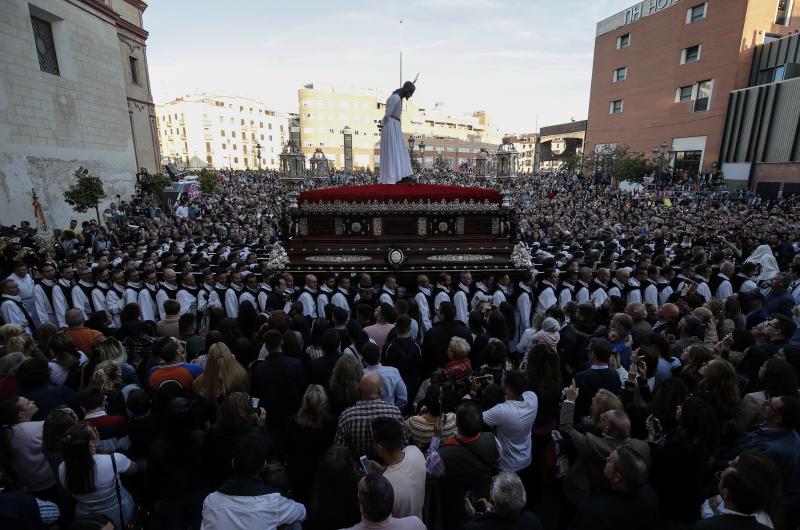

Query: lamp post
255;142;262;170
419;141;425;169
408;136;417;171
226;139;232;170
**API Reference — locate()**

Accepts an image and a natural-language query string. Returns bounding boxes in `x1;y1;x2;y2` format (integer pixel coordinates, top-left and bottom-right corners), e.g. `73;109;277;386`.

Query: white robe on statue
379;93;413;184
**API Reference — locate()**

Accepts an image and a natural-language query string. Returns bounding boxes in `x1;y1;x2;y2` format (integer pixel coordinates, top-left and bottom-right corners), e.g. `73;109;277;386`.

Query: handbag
110;454;136;530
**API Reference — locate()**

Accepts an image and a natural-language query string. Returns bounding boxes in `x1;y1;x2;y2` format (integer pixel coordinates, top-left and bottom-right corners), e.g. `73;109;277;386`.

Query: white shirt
11;421;56;492
33;280;56;327
482;391;538;472
58;452;132;505
200;490;306;530
383;446;426;519
414;287;432;332
1;295;33;334
453;284;470;325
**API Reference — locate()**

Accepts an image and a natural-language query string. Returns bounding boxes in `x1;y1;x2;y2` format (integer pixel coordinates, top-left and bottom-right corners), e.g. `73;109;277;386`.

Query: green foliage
581;145;654;181
63;167;106;220
198;168;218;194
615;152;654;182
560;152;582;174
143;172;172;195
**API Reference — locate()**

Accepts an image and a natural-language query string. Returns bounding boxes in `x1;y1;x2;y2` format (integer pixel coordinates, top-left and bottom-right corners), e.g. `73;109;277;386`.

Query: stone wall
0;0;142;227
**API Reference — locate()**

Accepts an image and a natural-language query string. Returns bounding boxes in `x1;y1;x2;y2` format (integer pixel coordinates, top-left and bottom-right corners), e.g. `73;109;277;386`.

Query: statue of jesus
379;81;415;184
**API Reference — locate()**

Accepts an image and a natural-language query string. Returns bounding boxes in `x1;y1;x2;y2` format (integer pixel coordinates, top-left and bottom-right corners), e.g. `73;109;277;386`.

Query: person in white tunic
379;81;415;184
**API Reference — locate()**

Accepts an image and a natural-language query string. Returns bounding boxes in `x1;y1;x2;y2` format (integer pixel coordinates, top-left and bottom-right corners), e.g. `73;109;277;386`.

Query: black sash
1;296;34;330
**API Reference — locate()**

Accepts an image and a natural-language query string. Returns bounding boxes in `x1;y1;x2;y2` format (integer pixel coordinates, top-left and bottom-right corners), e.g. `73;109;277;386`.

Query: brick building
585;0;800;177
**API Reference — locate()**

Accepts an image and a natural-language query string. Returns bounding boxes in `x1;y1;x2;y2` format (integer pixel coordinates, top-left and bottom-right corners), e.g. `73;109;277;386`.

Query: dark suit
464;510;544;530
557;322;579;384
307;352;340;390
252;351;307;446
422;319;472;377
693;514;771;530
569;486;658;530
574;366;622;418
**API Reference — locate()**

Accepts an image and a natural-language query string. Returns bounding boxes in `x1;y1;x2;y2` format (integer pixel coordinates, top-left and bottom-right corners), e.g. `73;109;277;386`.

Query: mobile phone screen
360;455;373;476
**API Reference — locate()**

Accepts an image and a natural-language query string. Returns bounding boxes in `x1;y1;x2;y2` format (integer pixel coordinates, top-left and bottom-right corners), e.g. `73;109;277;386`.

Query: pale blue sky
144;0;634;133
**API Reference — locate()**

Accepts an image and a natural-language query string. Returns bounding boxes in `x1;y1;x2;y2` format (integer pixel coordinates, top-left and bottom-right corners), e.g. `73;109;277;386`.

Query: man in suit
422;301;472;378
573;338;621;418
693;461;771;530
568;447;658;530
251;330;307;458
559;383;650;508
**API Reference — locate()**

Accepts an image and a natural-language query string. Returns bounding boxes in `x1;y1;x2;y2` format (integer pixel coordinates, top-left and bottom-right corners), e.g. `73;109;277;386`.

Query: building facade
719;32;800;196
585;0;800;176
297;84;502;171
503;133;538;172
0;0;159;226
156;95;290;171
536;120;587;172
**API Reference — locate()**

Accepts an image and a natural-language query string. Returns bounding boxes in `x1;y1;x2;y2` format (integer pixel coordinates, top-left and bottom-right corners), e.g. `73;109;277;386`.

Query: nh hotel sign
624;0;682;24
597;0;682;35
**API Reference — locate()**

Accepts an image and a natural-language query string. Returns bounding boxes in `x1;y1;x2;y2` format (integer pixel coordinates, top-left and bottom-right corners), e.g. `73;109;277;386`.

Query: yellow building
298;84;502;170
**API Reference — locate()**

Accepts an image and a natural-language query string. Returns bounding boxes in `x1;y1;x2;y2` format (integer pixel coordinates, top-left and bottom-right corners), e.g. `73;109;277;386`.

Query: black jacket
464;511;544;530
574;366;622;418
252;352;307;434
422;319;472;377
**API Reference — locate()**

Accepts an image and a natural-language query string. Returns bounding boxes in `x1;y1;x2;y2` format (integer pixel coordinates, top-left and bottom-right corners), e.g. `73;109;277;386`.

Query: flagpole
400;19;403;86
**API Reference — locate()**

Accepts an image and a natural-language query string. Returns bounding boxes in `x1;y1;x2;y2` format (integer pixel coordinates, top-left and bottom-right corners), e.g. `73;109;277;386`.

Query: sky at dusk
144;0;636;133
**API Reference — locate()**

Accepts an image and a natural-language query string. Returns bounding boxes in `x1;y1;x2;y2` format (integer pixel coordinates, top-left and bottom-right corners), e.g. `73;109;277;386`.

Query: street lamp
255;142;262;170
419;141;425;168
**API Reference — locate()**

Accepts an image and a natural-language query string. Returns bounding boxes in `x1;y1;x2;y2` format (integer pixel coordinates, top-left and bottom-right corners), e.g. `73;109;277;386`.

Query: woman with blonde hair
287;384;336;504
6;334;35;357
328;354;363;417
587;388;624;434
192;342;250;408
92;336;139;386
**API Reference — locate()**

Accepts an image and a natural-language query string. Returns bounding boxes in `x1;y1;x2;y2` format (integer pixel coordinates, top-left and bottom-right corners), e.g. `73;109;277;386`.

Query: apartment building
156;94;290;171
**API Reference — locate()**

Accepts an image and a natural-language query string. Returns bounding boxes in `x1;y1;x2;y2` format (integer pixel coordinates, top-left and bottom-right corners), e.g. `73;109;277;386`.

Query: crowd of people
0;168;799;530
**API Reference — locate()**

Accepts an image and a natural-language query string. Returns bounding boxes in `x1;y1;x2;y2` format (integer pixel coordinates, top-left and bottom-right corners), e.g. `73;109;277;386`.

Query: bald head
360;372;382;401
604;410;631;439
658;303;680;322
693;307;713;323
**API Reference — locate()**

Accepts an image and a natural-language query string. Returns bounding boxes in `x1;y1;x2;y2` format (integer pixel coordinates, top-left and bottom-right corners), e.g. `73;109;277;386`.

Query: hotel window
775;0;792;25
231;131;236;138
681;45;701;64
610;100;624;114
30;15;59;75
220;130;225;137
205;142;211;152
233;144;237;150
234;157;238;163
617;33;630;49
764;33;781;43
677;85;694;101
613;67;627;82
687;3;707;23
129;57;140;85
693;80;712;112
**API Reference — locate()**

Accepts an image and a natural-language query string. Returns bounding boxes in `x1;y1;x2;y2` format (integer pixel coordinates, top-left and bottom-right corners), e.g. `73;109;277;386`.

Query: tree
139;172;172;205
615;152;654;182
198;168;218;194
63;166;106;222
